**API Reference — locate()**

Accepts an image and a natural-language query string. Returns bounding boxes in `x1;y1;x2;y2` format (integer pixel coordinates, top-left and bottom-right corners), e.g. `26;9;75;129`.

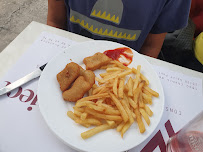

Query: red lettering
165;120;175;138
31;95;37;105
4;81;38;111
27;95;38;111
19;89;34;102
141;130;166;152
141;120;176;152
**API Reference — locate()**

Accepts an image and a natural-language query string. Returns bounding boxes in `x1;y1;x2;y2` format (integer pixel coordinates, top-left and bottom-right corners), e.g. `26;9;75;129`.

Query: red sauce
104;47;133;66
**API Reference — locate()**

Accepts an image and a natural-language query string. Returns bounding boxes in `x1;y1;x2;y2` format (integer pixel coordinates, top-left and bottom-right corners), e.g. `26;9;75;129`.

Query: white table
0;21;203;152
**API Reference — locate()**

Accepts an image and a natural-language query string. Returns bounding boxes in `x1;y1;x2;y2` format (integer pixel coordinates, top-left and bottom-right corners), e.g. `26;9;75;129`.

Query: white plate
38;40;164;152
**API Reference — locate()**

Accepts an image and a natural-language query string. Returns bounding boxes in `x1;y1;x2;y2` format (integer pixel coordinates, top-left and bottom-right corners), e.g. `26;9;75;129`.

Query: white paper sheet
153;65;202;96
0;32;78;152
0;32;202;152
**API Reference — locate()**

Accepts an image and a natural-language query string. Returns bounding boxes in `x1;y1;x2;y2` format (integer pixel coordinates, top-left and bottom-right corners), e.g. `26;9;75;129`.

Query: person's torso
65;0;168;51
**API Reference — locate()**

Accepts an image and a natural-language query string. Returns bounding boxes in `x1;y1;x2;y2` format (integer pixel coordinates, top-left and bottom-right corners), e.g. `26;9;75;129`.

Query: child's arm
47;0;67;30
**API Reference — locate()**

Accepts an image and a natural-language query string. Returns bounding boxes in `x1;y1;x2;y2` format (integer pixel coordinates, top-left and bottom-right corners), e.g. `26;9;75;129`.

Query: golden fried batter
62;76;91;102
83;52;112;71
57;62;80;92
79;66;95;86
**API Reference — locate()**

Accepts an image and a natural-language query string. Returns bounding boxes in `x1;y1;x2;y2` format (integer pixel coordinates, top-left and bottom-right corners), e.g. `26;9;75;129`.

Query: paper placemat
0;32;202;152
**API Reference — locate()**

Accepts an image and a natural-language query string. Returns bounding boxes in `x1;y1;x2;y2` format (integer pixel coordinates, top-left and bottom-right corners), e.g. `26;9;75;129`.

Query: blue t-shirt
64;0;191;51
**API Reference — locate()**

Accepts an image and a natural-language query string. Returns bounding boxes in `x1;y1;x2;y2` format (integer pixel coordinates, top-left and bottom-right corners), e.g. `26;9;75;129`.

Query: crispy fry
124;83;129;92
128;97;138;109
142;93;152;105
88;88;93;96
127;77;133;97
144;105;153;116
120;99;134;123
92;84;98;89
110;93;129;122
144;86;159;97
103;71;122;80
106;67;123;72
73;107;85;113
100;72;112;78
67;111;90;128
95;77;105;83
76;101;95;108
117;121;125;132
75;120;91;128
101;72;121;83
118;78;125;98
133;65;141;92
67;111;77;120
97;86;110;94
88;104;105;112
132;67;149;85
135;109;145;133
97;103;120;115
111;60;130;70
121;121;134;137
132;112;136;119
100;64;116;69
117;69;132;78
96;99;104;105
106;120;116;126
99;69;132;84
74;109;83;117
139;93;145;108
77;93;109;102
104;108;120;115
113;77;118;96
133;80;146;107
123;93;130;108
80;112;88;120
139;108;150;126
92;86;105;95
76;118;102;126
85;108;123;121
133;88;139;107
81;122;116;139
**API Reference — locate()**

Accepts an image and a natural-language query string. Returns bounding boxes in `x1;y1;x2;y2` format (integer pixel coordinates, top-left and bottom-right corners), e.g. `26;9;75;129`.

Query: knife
0;64;47;96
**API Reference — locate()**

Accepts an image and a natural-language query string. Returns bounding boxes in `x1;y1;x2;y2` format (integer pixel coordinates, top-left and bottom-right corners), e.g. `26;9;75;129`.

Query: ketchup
104;47;133;66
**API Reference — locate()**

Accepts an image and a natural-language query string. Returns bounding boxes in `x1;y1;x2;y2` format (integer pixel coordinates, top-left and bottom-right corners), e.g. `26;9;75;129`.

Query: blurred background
0;0;47;52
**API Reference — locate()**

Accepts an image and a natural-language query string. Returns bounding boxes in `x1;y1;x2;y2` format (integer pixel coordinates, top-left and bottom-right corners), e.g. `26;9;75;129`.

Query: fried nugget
83;52;112;71
62;76;91;102
79;66;95;86
57;62;80;92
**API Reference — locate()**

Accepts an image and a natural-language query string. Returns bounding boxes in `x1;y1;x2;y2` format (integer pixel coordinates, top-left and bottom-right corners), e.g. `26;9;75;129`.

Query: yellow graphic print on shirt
90;0;123;24
69;0;141;41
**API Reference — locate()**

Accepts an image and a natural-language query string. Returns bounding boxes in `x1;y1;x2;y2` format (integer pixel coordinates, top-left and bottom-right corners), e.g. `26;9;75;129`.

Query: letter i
27;95;37;111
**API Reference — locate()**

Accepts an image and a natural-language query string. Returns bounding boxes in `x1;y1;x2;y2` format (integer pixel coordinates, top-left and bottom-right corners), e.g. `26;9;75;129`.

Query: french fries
110;93;129;122
67;61;159;139
81;122;116;139
118;79;125;98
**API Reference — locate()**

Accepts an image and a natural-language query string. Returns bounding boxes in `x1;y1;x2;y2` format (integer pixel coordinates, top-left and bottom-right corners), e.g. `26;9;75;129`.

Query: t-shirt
64;0;191;51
